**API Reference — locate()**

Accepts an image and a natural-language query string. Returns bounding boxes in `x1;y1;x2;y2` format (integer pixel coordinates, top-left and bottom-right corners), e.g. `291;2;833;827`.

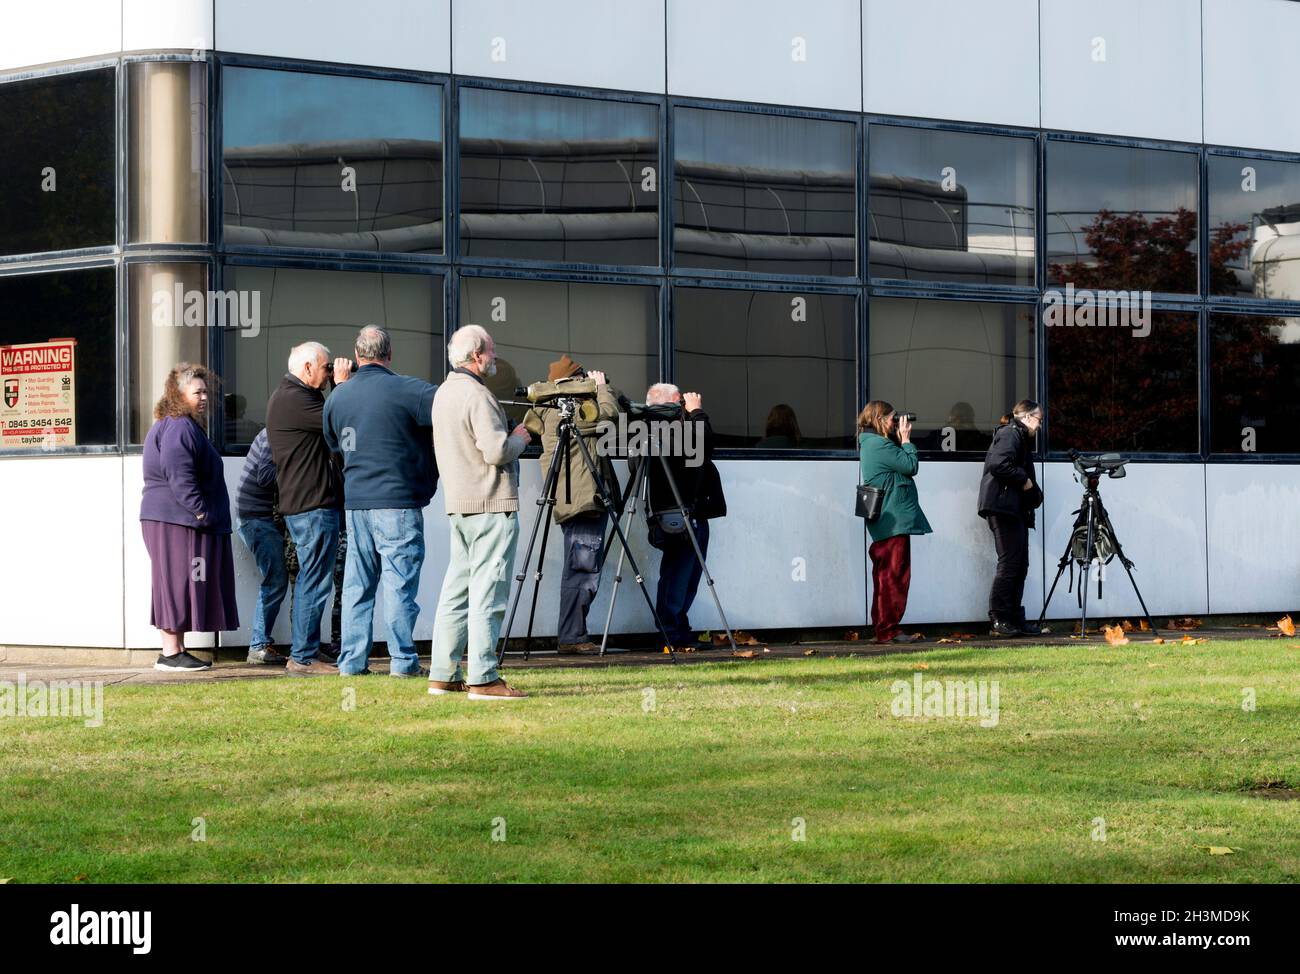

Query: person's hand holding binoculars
895;412;912;444
683;392;702;412
589;370;607;386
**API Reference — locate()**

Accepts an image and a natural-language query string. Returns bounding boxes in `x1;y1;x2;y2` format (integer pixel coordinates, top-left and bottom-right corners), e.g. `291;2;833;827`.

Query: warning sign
0;339;77;449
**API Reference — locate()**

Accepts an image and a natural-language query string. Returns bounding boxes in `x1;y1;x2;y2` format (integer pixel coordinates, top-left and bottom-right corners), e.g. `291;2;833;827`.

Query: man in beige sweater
429;324;531;700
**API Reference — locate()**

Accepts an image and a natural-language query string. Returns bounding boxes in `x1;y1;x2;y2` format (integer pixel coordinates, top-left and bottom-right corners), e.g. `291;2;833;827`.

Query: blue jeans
558;512;606;644
338;508;426;676
431;512;519;686
237;516;288;650
283;507;340;664
655;518;709;645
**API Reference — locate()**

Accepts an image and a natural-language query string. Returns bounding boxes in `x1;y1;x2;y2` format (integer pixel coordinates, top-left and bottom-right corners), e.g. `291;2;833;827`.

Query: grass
1;639;1298;883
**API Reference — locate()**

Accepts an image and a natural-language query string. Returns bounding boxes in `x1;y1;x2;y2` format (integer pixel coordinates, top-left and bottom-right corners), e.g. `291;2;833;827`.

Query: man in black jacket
977;401;1044;637
635;383;727;650
265;341;352;674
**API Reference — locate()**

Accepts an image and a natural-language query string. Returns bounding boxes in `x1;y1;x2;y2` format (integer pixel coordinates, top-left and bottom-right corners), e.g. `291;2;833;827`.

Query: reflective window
459;88;659;266
1046;309;1199;453
128;263;210;444
220;266;442;448
1208;155;1300;302
869;125;1036;287
458;277;658;425
1210;313;1300;454
674;287;856;450
222;68;443;253
0;268;116;449
1046;141;1199;294
869;297;1035;453
673;108;855;277
129;62;208;244
0;69;115;256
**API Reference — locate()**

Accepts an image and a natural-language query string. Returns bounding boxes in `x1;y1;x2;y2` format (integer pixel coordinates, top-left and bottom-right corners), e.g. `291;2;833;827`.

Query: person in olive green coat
858;400;932;644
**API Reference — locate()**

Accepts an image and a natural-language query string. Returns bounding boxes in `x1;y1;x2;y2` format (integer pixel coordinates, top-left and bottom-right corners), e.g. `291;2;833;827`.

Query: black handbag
856;483;885;521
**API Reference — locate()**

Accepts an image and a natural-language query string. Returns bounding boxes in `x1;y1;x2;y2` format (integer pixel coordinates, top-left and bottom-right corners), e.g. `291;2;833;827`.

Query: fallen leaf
1168;617;1203;631
1103;624;1130;646
935;638;965;645
731;649;755;659
914;662;930;670
1181;635;1207;645
1207;846;1235;856
802;648;817;656
1278;615;1296;637
1121;620;1135;632
948;632;977;640
1138;619;1151;631
662;646;672;654
844;630;861;641
1152;637;1165;645
736;631;760;646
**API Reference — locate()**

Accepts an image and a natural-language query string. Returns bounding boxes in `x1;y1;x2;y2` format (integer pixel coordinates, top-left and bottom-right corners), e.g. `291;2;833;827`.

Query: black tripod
596;442;737;656
1038;456;1158;638
494;399;675;665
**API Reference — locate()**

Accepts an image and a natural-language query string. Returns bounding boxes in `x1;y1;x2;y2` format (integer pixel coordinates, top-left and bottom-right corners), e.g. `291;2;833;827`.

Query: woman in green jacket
858;400;933;644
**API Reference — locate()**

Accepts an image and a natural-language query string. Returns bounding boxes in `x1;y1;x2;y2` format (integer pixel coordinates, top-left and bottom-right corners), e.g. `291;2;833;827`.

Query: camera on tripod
522;378;600;427
1069;448;1128;485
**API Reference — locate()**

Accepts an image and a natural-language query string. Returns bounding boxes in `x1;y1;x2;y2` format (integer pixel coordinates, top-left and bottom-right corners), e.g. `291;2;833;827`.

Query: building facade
2;0;1299;656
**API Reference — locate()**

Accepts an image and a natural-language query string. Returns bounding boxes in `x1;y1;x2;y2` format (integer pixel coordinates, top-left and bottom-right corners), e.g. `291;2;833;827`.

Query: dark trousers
558;512;606;644
987;514;1029;619
868;534;911;643
655;518;710;645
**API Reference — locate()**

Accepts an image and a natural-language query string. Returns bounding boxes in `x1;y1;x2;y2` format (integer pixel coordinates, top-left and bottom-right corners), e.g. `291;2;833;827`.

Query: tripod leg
1079;498;1095;639
572;435;676;659
496;433;565;667
1039;551;1074;628
598;459;647;657
655;451;737;653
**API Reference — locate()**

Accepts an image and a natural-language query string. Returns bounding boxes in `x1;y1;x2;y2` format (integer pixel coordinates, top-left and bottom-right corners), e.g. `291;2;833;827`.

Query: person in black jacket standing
977;399;1044;637
636;383;727;650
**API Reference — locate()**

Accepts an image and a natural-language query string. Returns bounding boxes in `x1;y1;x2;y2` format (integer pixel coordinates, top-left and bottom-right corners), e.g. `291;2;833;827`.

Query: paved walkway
0;623;1278;686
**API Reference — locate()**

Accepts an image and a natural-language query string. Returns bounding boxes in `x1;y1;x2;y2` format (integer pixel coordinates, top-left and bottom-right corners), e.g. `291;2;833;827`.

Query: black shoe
154;651;212;671
317;643;340;665
989;618;1021;638
1017;618;1045;636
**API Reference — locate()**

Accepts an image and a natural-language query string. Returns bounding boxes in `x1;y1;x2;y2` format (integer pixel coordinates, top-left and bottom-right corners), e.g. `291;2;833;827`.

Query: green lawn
2;639;1298;883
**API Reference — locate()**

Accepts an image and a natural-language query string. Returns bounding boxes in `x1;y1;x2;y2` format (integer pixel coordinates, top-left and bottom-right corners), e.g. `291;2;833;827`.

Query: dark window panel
673;108;856;277
869;297;1036;453
222;68;443;254
0;268;116;449
220;266;441;449
0;69;116;257
674;287;856;450
458;88;660;266
1210;313;1300;454
1046;309;1199;454
1046;141;1199;295
1208;155;1300;301
868;125;1036;287
458;277;658;426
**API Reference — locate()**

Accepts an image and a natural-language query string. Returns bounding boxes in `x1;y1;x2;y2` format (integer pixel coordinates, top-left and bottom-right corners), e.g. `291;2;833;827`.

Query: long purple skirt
141;521;240;633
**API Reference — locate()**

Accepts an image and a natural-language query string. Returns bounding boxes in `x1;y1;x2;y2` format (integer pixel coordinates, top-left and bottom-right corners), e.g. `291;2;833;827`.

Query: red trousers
869;534;912;643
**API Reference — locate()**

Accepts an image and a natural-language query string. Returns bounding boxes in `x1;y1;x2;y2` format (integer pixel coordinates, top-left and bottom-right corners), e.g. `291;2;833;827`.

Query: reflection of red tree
1045;208;1271;453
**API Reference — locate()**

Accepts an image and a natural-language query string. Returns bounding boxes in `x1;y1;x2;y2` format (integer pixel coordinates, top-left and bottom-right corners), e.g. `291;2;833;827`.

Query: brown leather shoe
427;679;467;695
466;678;527;700
557;641;601;655
285;658;340;676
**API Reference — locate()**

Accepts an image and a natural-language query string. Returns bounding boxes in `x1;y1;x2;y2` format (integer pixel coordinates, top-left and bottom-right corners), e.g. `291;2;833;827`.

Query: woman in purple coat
140;363;239;671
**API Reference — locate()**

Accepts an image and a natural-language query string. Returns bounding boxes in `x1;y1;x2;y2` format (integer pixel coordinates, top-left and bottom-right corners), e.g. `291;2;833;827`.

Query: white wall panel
1206;464;1300;614
1039;461;1207;623
1204;0;1300;153
215;0;450;73
0;457;124;648
863;0;1038;127
667;0;861;111
452;0;665;92
0;0;120;71
1040;0;1201;143
123;0;214;53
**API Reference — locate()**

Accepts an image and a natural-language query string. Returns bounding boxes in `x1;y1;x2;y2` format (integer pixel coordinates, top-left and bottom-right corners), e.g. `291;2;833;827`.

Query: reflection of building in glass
1248;203;1300;300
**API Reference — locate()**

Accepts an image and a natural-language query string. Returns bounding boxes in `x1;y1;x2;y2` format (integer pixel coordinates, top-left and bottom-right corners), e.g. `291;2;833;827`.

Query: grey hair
355;325;392;362
645;383;680;406
287;341;329;374
447;324;491;368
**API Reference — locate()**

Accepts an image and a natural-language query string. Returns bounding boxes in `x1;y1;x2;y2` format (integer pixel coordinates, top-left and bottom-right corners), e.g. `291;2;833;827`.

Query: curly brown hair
153;363;217;421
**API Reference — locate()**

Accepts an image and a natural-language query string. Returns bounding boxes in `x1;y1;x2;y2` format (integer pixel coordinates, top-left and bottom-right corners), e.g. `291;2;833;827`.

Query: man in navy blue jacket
323;325;438;677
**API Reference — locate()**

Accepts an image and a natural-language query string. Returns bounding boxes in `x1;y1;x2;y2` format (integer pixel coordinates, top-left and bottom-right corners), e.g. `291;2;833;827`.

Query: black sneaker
390;665;428;679
154;651;212;671
989;616;1021;638
318;643;340;665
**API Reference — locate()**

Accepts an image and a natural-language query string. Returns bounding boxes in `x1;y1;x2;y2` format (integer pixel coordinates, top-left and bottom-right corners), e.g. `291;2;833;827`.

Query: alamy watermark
890;673;1000;728
1042;284;1152;338
593;413;704;468
0;673;103;728
151;285;261;337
